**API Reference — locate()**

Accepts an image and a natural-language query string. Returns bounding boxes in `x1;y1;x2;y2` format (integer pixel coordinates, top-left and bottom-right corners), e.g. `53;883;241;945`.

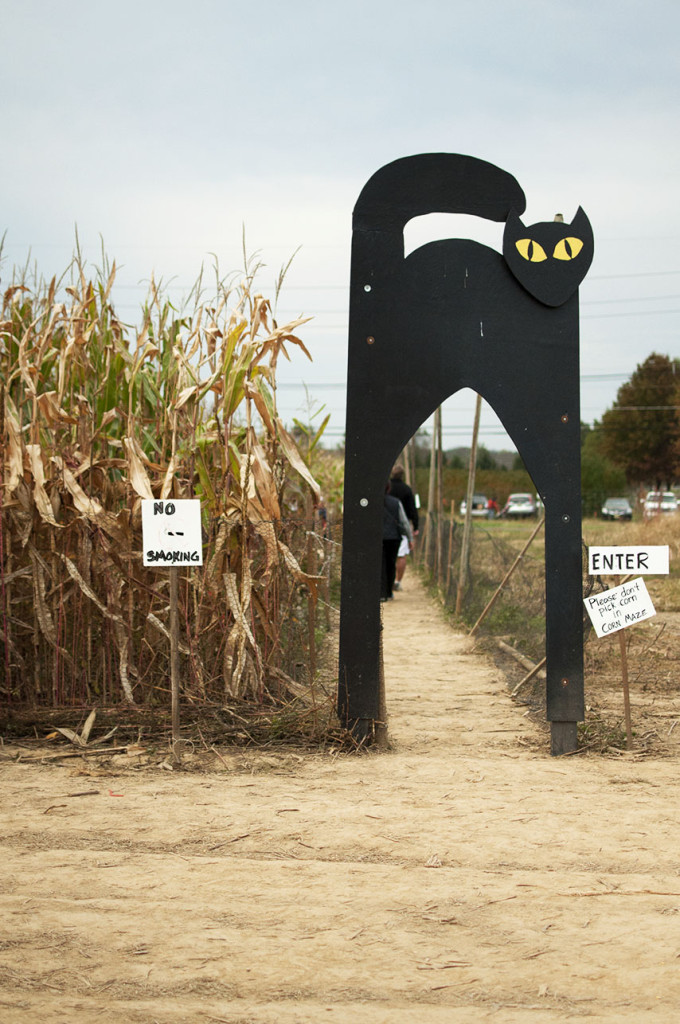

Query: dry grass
419;508;680;753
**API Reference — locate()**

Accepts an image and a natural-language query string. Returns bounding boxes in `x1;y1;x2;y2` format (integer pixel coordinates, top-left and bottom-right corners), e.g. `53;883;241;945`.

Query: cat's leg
337;420;392;743
490;330;584;755
544;495;585;754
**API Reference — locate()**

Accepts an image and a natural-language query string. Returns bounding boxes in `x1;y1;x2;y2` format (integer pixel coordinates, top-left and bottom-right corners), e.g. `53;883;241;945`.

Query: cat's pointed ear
502;209;526;259
504;208;525;233
568;206;594;275
570;206;592;235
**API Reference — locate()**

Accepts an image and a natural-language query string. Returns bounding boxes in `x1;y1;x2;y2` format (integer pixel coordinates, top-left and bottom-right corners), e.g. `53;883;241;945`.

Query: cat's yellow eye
553;237;583;261
515;239;547;262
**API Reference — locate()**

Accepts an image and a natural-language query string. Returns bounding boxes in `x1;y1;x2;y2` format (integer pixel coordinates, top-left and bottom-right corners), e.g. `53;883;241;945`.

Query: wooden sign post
585;546;670;749
142;499;203;759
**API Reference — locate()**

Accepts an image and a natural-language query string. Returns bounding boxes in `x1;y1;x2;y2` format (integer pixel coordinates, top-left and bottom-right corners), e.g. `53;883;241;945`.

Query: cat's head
502;207;594;307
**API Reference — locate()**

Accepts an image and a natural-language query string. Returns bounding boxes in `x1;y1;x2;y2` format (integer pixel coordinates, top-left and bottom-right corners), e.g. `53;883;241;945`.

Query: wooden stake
402;442;412;487
425;409;439;571
613;575;633;750
445;499;456;594
169;569;181;761
408;437;417;497
456;393;482;615
436;407;443;585
618;630;633;749
305;493;317;687
470;517;545;635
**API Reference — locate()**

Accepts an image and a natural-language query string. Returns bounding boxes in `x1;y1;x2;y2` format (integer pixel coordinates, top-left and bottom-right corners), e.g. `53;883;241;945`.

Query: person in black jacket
389;464;418;590
382;488;413;601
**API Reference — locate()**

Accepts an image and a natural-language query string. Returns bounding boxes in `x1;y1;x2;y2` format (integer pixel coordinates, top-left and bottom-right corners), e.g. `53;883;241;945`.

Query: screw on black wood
366;336;375;345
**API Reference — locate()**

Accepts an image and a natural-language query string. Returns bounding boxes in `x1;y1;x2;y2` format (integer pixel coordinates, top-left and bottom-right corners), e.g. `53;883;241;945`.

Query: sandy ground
2;574;680;1023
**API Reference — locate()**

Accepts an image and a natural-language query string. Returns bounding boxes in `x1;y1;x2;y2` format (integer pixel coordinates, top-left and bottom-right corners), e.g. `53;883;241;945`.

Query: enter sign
588;546;669;576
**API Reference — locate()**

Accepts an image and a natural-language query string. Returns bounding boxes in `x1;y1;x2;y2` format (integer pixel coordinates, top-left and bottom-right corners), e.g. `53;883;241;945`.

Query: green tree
597;353;680;488
476;445;497;471
580;429;628;516
413;428;432;467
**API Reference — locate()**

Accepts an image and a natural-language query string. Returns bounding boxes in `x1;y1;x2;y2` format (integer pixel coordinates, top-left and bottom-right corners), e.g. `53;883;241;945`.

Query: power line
274;372;638;389
588;270;680;280
583;309;680;320
583;294;680;305
604;405;680;411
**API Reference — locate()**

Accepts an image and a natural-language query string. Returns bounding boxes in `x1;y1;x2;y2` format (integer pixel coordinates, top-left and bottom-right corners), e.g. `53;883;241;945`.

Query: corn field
0;252;339;722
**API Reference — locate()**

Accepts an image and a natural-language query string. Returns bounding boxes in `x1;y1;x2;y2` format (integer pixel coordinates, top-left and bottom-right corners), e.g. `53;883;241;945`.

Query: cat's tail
353;153;526;239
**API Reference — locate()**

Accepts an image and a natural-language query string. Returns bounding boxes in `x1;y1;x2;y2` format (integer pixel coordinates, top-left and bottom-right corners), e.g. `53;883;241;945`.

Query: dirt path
2;574;680;1023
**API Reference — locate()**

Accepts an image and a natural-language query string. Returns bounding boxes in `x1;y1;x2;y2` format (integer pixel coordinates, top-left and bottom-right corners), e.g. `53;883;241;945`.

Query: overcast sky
3;0;679;450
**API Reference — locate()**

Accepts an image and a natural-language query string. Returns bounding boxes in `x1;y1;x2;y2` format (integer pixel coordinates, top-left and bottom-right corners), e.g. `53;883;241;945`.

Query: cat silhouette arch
337;153;594;754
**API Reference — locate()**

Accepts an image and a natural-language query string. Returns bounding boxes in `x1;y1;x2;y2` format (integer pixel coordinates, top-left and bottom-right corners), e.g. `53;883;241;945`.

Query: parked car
601;497;633;521
501;492;537;519
643;491;678;518
459;494;489;518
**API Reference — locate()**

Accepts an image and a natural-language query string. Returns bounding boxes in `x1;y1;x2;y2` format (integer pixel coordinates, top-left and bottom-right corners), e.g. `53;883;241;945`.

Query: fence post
469;516;545;635
170;569;181;761
305;493;317;686
445;500;456;595
456;393;482;614
436;407;443;585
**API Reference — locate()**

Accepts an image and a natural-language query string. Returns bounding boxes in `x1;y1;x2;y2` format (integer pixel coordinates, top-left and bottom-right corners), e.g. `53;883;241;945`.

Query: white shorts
398;536;410;558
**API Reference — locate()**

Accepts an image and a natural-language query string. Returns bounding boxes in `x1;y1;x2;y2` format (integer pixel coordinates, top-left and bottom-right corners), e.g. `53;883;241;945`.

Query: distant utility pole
436;407;443;583
425;407;441;570
456;393;482;615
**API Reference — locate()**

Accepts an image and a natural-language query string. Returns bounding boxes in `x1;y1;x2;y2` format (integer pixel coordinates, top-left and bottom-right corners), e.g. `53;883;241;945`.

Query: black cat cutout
338;153;594;756
503;207;594;306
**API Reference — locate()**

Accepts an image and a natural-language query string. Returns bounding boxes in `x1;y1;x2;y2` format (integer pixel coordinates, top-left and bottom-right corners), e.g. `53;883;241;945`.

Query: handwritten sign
584;578;656;638
141;499;203;566
588;546;669;576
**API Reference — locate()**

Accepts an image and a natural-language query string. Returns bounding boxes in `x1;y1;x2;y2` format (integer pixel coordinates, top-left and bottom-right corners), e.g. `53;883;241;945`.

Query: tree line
583;352;679;501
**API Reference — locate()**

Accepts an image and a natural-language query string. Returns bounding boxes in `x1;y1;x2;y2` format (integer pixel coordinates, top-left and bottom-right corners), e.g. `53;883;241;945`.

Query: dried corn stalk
1;254;327;710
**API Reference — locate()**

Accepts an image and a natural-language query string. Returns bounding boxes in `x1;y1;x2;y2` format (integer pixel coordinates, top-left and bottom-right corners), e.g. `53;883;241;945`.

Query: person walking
382;487;413;601
388;464;418;590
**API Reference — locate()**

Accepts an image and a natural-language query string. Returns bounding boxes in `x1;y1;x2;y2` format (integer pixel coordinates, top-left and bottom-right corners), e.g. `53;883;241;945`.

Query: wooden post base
349;717;388;748
550;721;578;756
